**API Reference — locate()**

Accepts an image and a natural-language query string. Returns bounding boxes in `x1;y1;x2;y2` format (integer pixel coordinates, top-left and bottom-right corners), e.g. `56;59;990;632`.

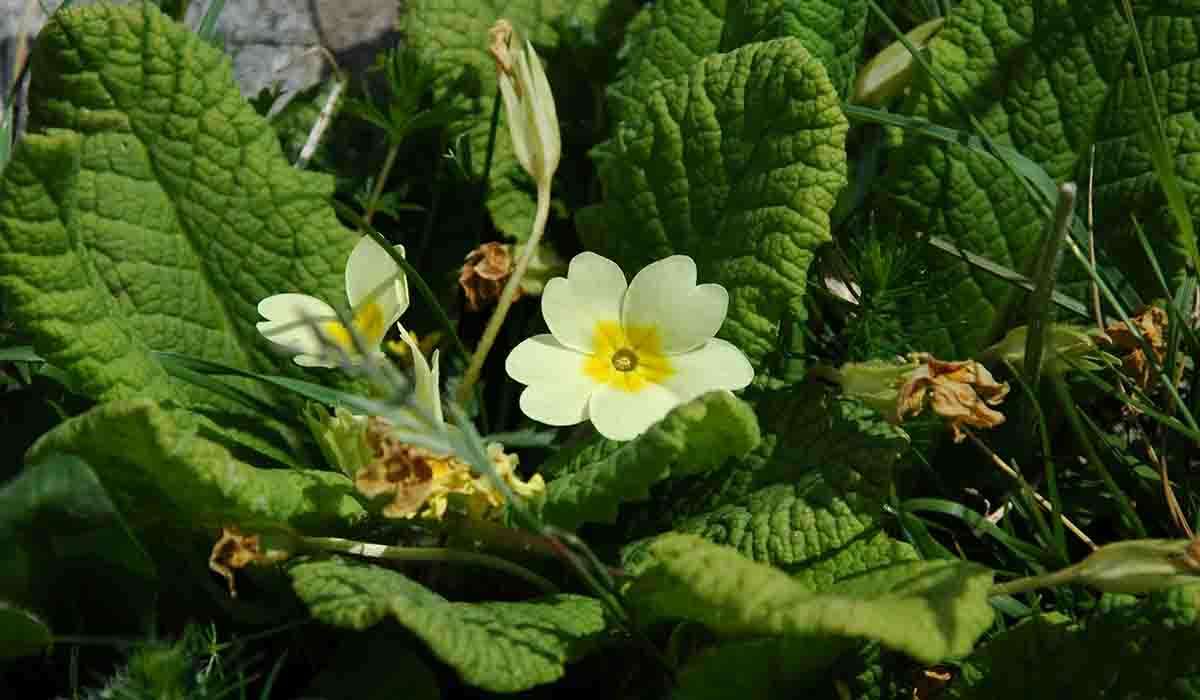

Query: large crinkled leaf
402;0;589;239
590;38;848;374
627;382;909;534
607;0;867;121
541;391;760;531
0;4;354;406
627;483;917;590
949;585;1200;699
627;534;994;663
888;0;1200;356
24;399;365;532
751;382;910;506
289;557;611;693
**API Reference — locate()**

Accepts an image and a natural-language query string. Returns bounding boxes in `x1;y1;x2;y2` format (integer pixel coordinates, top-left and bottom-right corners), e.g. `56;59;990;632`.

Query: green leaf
0;604;53;659
303;627;442;700
401;0;566;240
24;399;366;532
751;383;909;506
632;382;909;533
634;483;918;591
591;38;848;374
0;452;156;631
0;4;355;405
541;391;760;531
608;0;867;121
670;636;847;700
888;0;1200;356
627;534;994;663
949;585;1200;699
289;557;611;693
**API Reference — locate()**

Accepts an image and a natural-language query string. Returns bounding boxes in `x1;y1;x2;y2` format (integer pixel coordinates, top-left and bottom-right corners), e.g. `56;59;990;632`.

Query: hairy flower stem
457;182;551;403
299;535;558;594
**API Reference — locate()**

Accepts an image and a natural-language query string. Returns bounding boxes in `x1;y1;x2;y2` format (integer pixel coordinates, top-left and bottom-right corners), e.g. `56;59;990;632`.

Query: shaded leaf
290;557;611;693
25;399;365;532
542;391;760;531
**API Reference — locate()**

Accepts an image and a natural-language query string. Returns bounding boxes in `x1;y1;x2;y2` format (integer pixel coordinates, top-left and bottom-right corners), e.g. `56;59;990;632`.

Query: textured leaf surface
608;0;867;120
541;391;760;531
25;400;365;532
627;534;994;663
0;4;354;404
639;483;917;590
630;382;909;533
591;38;848;373
949;585;1200;698
290;557;611;693
889;0;1200;355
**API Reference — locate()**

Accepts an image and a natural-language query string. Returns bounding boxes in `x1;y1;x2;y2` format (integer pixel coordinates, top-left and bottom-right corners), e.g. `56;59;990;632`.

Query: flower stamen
611;348;638;372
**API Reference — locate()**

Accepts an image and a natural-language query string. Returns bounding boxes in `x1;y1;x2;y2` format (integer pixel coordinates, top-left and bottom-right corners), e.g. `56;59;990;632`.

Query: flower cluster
356;415;544;521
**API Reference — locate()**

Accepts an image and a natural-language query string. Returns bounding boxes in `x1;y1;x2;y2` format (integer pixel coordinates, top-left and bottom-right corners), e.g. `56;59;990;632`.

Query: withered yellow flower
208;527;290;598
1103;305;1168;389
897;353;1010;442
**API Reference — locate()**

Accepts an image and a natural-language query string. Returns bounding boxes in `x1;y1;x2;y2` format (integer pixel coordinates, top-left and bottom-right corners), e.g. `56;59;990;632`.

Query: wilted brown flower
460;242;517;312
898;353;1010;442
357;417;455;518
1103;305;1168;389
357;417;545;520
209;527;290;597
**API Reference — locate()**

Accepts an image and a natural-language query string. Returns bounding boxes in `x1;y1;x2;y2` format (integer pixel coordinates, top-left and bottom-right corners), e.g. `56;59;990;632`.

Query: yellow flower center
322;301;386;351
583;320;672;392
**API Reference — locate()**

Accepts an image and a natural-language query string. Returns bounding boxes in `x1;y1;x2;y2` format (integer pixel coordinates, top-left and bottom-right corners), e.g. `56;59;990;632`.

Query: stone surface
1;0;399;99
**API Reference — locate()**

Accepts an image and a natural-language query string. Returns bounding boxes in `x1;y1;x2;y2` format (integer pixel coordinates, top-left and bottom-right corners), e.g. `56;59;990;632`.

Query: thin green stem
457;182;551;402
990;564;1081;597
1024;182;1077;392
299;536;558;595
364;141;402;226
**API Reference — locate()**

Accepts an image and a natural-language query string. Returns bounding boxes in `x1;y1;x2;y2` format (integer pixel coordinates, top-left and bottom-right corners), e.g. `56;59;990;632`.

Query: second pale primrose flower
505;253;754;441
257;236;408;368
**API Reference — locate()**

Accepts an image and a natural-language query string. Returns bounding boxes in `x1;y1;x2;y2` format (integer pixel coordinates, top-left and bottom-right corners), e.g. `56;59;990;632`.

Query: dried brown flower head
459;242;517;312
208;527;290;597
357;418;455;518
1103;305;1168;389
898;353;1010;442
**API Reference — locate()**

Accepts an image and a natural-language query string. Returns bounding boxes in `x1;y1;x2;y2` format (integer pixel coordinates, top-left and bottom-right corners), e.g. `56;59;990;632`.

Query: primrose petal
622;255;728;354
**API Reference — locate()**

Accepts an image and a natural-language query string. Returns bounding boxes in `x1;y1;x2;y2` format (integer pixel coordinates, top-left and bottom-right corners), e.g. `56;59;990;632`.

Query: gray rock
1;0;399;98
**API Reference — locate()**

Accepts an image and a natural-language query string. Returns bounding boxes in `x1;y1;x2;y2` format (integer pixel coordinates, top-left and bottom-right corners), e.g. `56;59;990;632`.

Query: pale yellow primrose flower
489;19;560;189
505;252;754;441
256;236;409;368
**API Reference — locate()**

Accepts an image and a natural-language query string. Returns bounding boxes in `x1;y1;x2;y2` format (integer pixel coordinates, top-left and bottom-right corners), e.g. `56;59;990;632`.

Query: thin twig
1145;435;1192;537
1024;182;1077;392
293;47;344;170
963;429;1097;550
